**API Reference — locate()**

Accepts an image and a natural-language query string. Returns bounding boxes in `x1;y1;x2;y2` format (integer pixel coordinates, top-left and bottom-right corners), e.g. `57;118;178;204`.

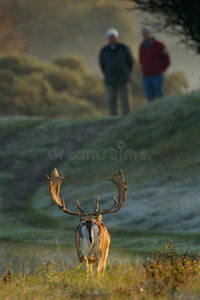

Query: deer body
76;218;110;273
46;168;127;274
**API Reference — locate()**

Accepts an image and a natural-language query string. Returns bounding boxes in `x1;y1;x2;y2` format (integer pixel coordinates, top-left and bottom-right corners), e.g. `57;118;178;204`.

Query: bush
0;54;48;76
54;55;88;74
144;242;200;295
0;53;107;117
0;69;15;85
0;53;190;118
44;68;84;93
79;75;107;110
48;93;97;117
0;73;54;116
165;71;189;95
0;73;97;117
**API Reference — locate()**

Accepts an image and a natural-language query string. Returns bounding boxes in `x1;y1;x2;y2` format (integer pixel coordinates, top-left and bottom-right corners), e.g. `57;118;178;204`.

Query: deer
46;168;127;275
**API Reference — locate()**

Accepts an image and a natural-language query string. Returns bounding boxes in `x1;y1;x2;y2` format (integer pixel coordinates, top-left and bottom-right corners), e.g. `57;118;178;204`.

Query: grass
1;93;200;237
1;242;200;299
0;259;143;300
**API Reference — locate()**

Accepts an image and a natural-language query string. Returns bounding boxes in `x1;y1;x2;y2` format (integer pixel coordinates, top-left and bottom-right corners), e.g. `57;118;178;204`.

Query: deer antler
47;168;127;217
97;170;127;215
46;168;87;216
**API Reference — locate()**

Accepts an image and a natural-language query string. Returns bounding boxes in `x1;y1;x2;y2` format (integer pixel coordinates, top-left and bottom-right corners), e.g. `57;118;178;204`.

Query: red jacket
139;38;170;77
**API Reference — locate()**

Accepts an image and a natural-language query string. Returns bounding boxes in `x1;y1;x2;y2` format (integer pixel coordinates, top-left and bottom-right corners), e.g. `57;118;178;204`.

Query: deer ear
98;215;102;221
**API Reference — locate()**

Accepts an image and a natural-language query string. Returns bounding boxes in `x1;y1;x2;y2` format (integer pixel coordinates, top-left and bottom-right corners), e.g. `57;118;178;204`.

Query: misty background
1;0;199;90
0;0;197;118
1;3;200;296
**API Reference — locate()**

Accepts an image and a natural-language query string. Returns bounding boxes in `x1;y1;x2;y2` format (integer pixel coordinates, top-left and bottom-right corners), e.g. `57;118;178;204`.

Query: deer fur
76;216;110;274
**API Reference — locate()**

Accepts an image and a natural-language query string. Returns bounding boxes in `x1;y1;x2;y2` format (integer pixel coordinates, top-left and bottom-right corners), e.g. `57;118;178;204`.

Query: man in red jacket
139;27;170;102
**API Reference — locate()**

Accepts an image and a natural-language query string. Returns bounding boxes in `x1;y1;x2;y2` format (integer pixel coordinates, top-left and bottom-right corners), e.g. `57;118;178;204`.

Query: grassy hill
1;92;200;298
1;91;200;269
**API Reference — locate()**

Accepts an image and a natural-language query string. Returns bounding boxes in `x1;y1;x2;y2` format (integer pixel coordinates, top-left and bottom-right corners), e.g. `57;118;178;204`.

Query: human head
142;27;153;41
107;28;119;46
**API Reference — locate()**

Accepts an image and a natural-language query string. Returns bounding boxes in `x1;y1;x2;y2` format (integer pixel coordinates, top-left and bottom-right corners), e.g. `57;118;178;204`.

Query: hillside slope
1;92;200;254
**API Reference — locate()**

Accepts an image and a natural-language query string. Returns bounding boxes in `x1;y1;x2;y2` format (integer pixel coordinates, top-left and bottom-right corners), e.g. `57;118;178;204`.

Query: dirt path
0;119;118;211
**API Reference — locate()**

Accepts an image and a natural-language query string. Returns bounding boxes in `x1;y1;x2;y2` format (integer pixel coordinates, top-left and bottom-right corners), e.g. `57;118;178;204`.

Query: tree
131;0;200;53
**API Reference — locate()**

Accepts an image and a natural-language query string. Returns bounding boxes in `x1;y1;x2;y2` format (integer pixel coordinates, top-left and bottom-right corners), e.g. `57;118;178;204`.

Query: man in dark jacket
140;27;170;102
99;28;134;115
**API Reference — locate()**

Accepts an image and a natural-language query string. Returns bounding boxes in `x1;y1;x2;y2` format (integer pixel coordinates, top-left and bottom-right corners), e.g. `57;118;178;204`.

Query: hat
106;28;119;37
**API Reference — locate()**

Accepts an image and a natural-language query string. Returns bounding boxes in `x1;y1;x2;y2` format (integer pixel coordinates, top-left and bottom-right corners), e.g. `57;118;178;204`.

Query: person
99;28;134;115
139;27;170;102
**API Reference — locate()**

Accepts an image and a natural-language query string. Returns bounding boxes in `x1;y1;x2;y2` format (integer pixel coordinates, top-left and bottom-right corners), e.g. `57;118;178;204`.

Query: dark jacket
139;37;170;77
99;43;134;85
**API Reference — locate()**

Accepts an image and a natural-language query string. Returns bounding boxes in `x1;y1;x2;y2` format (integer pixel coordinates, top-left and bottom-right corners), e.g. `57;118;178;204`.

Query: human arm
125;46;135;71
99;49;105;74
160;44;171;71
139;44;143;65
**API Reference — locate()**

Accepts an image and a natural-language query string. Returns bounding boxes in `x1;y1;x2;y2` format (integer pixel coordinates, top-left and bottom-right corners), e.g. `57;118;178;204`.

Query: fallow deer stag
46;168;127;274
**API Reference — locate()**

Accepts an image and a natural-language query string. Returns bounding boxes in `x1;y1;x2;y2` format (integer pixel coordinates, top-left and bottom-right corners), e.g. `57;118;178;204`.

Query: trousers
142;73;164;102
105;84;130;115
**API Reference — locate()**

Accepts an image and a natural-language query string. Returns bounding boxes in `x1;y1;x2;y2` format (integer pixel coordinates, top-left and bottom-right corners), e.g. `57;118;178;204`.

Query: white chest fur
79;223;100;258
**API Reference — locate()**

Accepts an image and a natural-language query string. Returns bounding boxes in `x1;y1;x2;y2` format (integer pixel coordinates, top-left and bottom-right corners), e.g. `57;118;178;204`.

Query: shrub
0;73;54;116
0;73;97;117
0;54;48;76
144;242;200;295
165;71;189;95
0;53;189;118
80;75;107;110
54;55;87;74
0;69;15;85
0;53;107;117
44;92;97;117
44;68;84;93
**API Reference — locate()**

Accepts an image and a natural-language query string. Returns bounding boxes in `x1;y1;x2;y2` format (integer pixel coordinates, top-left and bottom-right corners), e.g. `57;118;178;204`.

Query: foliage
0;73;54;116
0;54;106;117
44;69;84;93
132;0;200;53
54;55;88;74
0;53;48;76
0;52;189;117
80;75;107;109
164;71;189;95
144;242;200;295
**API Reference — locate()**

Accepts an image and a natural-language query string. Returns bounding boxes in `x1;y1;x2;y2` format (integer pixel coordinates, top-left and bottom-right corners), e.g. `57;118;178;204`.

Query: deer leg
97;246;109;276
97;260;106;277
83;256;89;268
97;256;106;276
80;255;89;277
89;264;94;276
